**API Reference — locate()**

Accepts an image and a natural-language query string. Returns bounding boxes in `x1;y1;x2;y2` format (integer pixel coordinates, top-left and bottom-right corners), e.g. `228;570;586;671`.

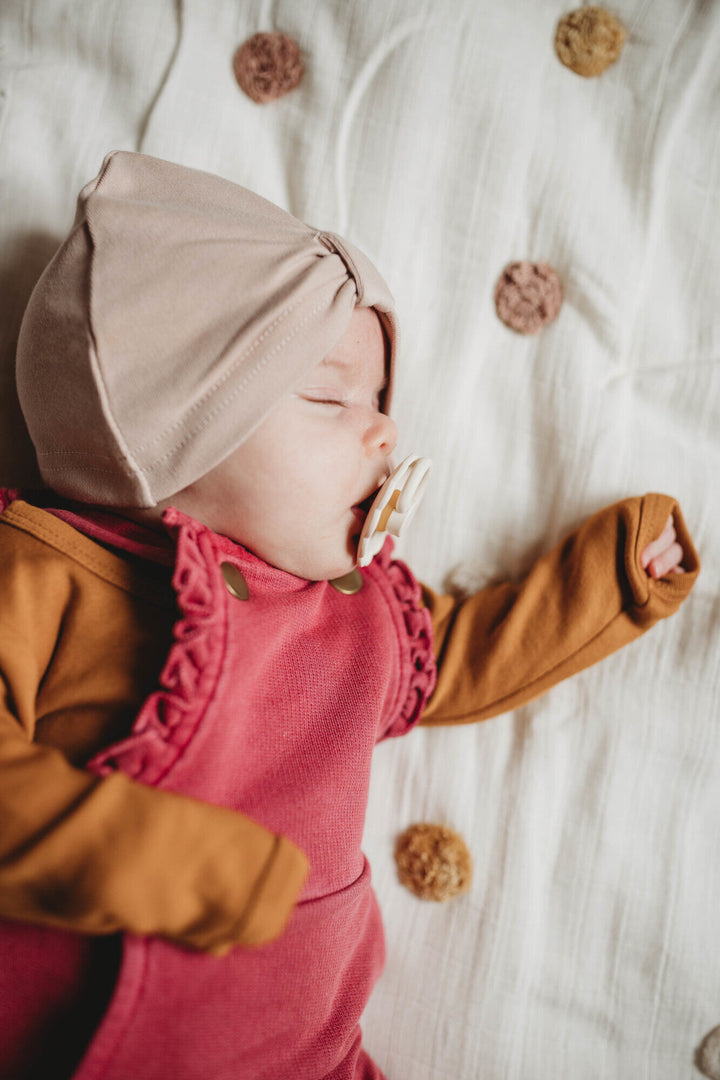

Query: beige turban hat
16;151;397;507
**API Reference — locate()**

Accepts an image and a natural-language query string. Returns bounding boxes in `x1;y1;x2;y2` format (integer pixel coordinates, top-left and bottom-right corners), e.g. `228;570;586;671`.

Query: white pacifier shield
357;454;431;567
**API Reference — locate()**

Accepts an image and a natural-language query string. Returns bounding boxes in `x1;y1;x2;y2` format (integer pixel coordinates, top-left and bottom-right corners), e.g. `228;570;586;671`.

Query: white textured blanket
1;2;718;1077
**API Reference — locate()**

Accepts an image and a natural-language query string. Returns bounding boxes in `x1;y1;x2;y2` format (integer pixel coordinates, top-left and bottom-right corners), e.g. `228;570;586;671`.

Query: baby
0;151;699;1080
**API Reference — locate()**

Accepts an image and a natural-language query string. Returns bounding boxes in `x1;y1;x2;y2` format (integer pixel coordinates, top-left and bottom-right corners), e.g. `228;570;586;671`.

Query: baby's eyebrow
318;356;352;377
318;356;388;393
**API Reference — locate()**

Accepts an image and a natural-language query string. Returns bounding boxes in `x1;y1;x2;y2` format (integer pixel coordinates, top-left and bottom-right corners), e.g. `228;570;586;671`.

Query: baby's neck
110;504;167;535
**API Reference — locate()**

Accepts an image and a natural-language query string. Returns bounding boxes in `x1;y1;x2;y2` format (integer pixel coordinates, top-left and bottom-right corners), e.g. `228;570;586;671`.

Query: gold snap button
221;562;249;600
329;568;363;595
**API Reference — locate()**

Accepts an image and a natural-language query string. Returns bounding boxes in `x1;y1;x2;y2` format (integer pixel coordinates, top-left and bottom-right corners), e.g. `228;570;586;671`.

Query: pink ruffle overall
5;509;436;1080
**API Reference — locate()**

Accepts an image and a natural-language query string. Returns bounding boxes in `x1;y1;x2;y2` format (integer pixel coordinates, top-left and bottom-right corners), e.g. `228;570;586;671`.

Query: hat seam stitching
139;297;335;471
130;283;342;458
35;457;137;477
38;291;345;483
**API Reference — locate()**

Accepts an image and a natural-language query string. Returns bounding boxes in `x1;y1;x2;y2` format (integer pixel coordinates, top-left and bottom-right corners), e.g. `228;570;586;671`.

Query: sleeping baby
0;151;699;1080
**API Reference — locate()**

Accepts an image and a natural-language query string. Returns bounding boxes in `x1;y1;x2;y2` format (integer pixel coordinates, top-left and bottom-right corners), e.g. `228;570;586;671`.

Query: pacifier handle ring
396;457;431;510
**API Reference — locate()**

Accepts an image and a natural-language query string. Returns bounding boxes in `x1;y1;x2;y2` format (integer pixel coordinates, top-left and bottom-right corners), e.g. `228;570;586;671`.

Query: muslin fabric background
1;2;718;1077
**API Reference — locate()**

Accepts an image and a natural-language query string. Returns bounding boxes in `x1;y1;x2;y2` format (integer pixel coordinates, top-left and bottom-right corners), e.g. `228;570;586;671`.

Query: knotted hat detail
16;151;397;508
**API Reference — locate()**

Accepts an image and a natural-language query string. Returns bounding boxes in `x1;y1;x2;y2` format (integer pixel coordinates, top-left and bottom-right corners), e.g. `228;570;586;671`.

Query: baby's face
172;308;397;580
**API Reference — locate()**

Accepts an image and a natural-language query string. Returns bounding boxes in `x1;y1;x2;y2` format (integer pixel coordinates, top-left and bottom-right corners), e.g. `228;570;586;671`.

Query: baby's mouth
355;490;378;516
350;485;383;543
352;476;388;521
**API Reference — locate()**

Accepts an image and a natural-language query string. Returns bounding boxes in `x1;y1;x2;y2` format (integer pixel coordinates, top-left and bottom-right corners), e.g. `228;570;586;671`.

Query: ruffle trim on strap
0;488;22;513
88;508;227;784
374;541;436;738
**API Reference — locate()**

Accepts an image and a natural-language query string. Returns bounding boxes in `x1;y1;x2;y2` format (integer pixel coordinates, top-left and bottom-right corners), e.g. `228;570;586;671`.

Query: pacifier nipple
357;454;431;567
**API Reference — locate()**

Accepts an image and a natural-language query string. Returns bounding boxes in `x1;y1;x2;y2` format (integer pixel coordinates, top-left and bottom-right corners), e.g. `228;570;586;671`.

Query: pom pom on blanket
494;260;563;335
394;823;472;902
555;7;626;78
233;32;304;103
697;1026;720;1080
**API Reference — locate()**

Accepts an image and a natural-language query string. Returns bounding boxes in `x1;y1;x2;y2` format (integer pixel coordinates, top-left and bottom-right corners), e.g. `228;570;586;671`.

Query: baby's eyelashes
299;387;383;411
300;392;350;408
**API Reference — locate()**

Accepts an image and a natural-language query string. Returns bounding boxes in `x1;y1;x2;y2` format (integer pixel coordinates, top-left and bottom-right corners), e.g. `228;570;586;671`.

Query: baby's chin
267;525;363;581
262;544;358;583
298;554;358;583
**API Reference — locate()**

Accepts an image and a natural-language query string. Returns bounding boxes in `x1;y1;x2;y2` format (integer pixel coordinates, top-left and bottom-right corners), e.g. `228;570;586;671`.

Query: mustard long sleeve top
0;494;700;953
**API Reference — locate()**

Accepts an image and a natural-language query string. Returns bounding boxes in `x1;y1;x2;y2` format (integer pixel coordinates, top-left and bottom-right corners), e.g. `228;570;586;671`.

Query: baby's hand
640;514;685;578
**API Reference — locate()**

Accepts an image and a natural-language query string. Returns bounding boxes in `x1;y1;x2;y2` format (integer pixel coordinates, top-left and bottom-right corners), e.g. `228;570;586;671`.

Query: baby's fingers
640;515;684;578
640;516;675;569
646;542;684;578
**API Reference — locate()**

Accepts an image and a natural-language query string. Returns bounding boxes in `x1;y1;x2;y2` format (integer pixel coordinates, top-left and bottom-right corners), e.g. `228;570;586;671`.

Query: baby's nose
365;411;398;457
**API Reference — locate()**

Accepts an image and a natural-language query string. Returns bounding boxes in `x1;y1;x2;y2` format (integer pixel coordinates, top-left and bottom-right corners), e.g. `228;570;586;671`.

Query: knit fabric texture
2;507;434;1079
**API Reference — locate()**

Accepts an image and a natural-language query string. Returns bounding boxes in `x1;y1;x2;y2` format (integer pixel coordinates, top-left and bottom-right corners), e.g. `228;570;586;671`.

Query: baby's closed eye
301;392;350;408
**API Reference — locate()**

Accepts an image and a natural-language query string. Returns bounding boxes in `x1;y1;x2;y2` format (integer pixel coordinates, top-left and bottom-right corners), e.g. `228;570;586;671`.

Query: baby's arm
420;493;699;726
0;518;307;954
0;733;306;955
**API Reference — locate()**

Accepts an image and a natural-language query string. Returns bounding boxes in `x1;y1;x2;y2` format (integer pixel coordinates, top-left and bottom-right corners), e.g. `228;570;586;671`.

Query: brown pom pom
555;7;626;78
494;260;563;335
394;823;472;902
233;32;304;103
698;1026;720;1080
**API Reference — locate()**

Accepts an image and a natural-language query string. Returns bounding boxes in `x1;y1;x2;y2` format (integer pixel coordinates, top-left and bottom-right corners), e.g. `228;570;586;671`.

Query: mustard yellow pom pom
395;823;472;902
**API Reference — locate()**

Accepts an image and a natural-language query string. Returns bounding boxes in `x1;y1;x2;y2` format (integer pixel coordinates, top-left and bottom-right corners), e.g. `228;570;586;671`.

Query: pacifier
357;454;432;567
